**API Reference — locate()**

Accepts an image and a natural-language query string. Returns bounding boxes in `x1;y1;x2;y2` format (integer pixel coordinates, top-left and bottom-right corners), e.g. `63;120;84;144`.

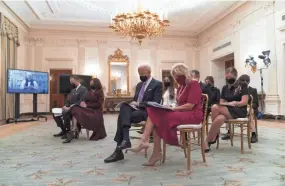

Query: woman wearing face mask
204;76;220;111
162;76;177;107
70;78;107;141
127;63;203;166
205;67;249;152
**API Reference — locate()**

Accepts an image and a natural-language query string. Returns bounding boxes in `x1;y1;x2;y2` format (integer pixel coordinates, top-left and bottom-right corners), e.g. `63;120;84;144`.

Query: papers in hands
145;102;173;111
115;101;139;110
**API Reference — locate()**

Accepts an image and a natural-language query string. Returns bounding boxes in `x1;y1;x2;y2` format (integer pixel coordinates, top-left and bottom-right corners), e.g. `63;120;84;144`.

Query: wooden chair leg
255;117;258;137
206;121;209;134
86;129;90;140
241;124;244;154
201;129;206;163
247;123;251;150
187;132;191;170
192;132;196;140
197;131;201;145
229;124;233;147
181;131;187;158
162;140;166;163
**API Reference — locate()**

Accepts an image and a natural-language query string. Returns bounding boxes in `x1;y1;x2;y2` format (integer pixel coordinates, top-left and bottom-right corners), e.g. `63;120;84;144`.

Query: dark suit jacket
66;85;88;107
133;78;163;106
208;85;220;106
248;86;259;115
199;82;213;106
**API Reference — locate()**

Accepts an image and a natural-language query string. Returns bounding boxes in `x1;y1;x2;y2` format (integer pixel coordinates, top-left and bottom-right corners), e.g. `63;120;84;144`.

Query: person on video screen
20;72;39;90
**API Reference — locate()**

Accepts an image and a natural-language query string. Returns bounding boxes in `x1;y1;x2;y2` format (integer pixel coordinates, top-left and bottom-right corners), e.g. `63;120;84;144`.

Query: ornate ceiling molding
263;1;275;15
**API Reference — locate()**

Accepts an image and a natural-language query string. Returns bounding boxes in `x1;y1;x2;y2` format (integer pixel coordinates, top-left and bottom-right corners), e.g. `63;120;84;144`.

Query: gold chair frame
162;94;209;170
216;95;253;154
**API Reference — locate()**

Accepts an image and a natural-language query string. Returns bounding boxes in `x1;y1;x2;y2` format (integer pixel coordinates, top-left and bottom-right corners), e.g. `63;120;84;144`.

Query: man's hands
130;101;139;107
80;101;87;108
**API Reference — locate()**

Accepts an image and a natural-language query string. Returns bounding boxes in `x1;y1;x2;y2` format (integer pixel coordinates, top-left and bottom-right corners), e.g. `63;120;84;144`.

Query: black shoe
62;132;74;144
117;140;131;151
251;135;258;143
104;150;124;163
209;134;219;145
74;131;79;139
61;134;67;139
221;133;230;140
53;131;65;137
204;143;211;153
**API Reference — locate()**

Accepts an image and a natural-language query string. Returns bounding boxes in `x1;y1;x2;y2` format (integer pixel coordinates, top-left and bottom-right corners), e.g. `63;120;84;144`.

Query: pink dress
147;80;203;146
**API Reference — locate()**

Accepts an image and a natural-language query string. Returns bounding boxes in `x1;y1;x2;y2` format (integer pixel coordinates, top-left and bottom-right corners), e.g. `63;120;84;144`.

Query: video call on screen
7;69;49;94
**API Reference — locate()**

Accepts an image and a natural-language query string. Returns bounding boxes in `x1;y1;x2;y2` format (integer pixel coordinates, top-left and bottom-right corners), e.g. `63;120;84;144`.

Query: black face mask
164;82;171;87
140;76;148;82
206;82;213;87
226;78;236;84
90;85;96;90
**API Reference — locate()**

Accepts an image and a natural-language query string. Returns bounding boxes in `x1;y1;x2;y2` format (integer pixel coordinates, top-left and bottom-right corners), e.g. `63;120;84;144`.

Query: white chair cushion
177;123;202;129
52;108;62;117
227;118;249;122
131;121;146;126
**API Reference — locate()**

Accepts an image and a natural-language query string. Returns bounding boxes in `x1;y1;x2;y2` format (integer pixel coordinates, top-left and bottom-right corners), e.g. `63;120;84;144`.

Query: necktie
137;83;146;103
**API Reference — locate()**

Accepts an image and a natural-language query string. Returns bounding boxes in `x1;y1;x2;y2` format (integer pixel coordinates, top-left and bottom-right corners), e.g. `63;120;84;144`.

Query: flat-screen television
7;69;49;94
59;74;92;94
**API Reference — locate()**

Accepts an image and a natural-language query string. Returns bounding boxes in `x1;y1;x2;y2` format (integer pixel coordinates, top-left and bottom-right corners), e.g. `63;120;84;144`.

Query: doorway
211;53;234;89
49;69;72;111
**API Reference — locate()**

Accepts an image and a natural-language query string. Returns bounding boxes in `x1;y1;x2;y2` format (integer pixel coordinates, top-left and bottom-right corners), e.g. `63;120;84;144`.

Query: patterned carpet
0;114;285;186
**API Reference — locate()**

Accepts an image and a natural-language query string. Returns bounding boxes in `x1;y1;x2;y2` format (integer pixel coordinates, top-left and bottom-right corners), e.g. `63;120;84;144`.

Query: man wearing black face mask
52;75;88;142
104;65;162;163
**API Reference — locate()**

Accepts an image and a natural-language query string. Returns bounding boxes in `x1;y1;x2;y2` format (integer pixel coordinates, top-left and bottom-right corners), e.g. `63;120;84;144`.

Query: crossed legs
206;105;232;149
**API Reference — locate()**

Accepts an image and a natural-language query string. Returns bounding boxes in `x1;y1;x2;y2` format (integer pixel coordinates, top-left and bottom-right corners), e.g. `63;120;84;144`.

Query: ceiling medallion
109;4;170;45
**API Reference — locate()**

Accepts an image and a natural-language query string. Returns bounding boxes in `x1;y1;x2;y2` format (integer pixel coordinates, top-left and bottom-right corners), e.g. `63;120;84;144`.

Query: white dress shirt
163;88;177;107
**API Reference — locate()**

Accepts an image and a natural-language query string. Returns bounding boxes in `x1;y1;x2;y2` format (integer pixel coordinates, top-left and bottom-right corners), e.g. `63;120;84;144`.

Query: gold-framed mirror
107;49;130;96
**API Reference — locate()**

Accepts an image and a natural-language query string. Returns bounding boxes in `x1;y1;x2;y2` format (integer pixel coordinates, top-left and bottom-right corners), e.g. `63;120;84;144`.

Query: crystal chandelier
109;5;170;45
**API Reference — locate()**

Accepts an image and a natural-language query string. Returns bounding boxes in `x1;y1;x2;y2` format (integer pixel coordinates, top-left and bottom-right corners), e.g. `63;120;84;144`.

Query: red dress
147;80;203;146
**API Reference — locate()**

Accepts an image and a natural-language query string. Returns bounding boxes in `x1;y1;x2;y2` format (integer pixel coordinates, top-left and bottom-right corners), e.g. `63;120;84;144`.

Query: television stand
32;94;47;122
6;93;37;124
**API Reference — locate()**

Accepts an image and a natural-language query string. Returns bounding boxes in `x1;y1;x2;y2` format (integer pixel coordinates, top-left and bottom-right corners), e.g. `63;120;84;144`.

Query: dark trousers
114;103;147;145
53;110;71;132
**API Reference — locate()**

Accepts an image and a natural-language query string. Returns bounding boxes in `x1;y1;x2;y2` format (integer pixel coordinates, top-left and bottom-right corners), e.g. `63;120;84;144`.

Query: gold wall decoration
2;16;20;46
107;49;130;96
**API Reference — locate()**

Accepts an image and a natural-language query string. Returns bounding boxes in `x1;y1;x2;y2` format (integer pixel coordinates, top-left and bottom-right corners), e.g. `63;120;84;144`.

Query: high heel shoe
208;134;219;145
142;155;163;166
126;143;149;154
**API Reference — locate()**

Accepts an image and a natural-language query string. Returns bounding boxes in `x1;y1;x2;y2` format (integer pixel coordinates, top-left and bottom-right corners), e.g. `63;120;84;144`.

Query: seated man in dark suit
104;65;162;163
52;75;88;143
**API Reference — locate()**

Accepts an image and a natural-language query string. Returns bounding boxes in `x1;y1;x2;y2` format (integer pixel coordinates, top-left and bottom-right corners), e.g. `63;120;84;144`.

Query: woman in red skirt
128;63;203;166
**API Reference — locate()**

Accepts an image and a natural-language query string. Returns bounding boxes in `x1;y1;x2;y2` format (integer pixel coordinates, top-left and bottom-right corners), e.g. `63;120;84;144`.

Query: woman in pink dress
128;63;203;166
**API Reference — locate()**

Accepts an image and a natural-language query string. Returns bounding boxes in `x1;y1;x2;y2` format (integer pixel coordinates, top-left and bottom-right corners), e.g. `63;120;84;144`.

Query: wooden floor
0;115;284;138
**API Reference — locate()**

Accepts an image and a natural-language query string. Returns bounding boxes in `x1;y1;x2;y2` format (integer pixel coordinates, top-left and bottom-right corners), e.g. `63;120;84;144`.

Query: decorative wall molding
76;39;87;47
44;38;77;47
161;60;184;63
24;36;43;45
45;57;74;61
199;2;267;48
185;43;199;51
97;40;108;48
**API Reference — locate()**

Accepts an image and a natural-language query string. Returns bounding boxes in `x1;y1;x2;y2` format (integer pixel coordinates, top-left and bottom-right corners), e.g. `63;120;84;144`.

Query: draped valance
0;14;20;46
